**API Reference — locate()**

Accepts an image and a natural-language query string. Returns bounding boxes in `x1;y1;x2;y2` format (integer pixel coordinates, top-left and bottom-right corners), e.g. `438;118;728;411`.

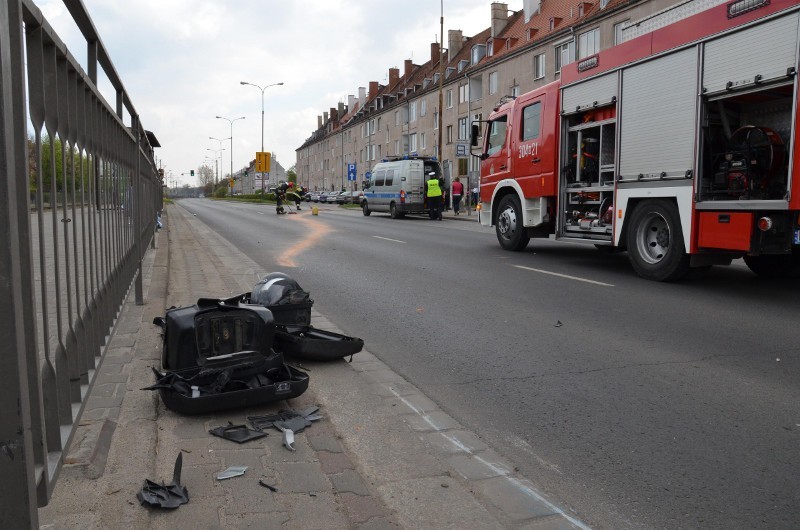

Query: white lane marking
372;236;406;244
387;387;591;529
512;265;614;287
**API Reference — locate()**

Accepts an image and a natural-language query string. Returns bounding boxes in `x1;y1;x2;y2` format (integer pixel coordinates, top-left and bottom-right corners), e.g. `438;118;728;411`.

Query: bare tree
196;164;215;187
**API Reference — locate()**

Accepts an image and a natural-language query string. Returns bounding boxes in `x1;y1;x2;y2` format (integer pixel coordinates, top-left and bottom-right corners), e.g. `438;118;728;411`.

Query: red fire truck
474;0;800;281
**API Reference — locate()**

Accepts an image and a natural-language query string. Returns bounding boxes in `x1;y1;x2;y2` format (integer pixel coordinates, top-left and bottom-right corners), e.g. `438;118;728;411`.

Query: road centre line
372;236;406;244
512;265;614;287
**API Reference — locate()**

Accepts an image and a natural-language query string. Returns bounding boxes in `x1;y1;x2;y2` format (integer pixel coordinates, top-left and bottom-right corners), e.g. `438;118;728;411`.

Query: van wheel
362;202;371;216
390;202;400;219
626;200;689;281
496;195;529;251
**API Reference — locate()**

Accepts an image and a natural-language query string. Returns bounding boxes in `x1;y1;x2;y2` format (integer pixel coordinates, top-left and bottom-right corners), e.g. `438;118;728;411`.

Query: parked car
336;191;353;204
351;190;365;205
310;192;322;202
326;191;343;203
303;192;312;202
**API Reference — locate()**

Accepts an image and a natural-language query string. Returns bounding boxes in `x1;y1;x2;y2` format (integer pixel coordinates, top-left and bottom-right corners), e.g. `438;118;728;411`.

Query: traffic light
190;169;195;176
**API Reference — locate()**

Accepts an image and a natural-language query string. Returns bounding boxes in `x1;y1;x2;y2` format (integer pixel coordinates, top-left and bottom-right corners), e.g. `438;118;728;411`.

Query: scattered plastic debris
280;427;296;451
248;407;322;434
259;480;278;492
216;466;248;480
555;321;563;327
209;422;267;444
136;453;189;509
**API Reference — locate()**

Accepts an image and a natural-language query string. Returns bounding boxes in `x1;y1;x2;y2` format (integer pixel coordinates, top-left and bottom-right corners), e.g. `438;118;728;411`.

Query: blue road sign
347;163;357;181
365;171;371;180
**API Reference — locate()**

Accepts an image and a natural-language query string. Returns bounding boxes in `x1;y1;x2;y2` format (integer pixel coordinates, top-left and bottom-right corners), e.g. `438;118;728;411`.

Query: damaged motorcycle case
222;292;313;328
155;298;308;415
162;298;276;370
155;351;310;415
273;326;364;361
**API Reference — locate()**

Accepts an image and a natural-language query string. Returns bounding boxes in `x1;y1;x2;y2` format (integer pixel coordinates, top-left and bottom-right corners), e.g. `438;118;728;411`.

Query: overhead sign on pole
347;163;357;181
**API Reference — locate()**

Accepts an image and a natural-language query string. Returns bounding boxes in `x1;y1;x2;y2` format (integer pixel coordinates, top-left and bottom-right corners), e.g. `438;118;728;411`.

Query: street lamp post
206;147;225;185
209;136;230;185
239;81;284;153
240;81;283;192
214;115;245;191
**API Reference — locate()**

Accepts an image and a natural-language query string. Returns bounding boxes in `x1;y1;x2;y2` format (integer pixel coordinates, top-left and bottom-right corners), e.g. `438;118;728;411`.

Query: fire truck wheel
626;200;689;281
390;202;400;219
743;250;800;278
362;202;371;216
496;195;530;251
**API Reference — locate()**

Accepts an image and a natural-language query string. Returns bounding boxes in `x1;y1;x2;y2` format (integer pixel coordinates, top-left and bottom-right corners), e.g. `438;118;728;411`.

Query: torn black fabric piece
136;453;189;509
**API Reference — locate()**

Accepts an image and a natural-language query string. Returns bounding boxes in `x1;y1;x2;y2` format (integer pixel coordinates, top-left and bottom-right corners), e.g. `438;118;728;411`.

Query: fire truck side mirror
470;124;480;147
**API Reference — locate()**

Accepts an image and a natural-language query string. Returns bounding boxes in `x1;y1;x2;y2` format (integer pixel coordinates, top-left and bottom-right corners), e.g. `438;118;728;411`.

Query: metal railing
0;0;162;526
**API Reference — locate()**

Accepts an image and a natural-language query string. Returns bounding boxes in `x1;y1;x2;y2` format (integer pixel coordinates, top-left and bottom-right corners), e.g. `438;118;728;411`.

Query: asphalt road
177;197;800;529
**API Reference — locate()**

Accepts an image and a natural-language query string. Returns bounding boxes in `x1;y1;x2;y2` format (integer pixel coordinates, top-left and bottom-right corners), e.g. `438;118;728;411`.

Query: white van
361;156;442;218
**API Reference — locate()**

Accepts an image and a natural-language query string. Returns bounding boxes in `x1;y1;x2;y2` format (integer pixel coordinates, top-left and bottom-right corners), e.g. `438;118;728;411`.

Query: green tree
287;165;297;184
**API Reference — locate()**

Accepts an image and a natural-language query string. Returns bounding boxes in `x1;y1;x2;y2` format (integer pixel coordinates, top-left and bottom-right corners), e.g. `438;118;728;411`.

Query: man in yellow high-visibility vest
426;171;443;221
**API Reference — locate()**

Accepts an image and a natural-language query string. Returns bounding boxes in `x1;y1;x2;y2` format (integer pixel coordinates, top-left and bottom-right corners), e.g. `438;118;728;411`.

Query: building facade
295;0;696;193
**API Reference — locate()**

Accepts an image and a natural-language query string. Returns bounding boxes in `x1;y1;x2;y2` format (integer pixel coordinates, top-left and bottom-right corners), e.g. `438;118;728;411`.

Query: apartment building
295;0;689;192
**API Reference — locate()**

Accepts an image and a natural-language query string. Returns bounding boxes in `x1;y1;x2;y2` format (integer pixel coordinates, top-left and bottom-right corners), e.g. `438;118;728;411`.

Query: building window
458;117;468;140
446;89;453;108
420;99;427;116
410;133;418;153
395;140;400;155
395;111;400;126
459;83;469;104
614;21;628;45
446;125;453;143
421;132;427;150
554;40;575;74
533;53;545;79
410;101;417;122
578;28;599;59
489;71;498;95
433;111;439;129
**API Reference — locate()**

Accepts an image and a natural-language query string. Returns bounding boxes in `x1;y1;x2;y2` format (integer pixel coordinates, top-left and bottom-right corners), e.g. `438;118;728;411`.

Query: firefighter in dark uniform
275;181;289;214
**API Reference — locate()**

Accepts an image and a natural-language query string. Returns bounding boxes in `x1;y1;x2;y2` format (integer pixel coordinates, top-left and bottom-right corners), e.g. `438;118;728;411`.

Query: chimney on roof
358;86;366;107
317;115;323;129
348;94;356;111
448;30;463;62
323;111;328;124
338;102;345;118
330;108;337;122
431;42;440;64
523;0;542;23
368;81;379;101
389;67;399;89
404;59;414;80
491;3;509;37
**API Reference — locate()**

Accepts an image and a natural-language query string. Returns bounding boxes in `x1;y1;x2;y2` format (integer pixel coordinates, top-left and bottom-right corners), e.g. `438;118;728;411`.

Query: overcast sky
33;0;521;187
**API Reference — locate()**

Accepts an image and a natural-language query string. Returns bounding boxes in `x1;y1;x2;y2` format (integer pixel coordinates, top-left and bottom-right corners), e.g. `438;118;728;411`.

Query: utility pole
437;0;444;162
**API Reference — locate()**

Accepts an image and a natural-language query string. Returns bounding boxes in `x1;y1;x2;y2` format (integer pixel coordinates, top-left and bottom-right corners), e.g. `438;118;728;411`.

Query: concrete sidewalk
39;203;587;529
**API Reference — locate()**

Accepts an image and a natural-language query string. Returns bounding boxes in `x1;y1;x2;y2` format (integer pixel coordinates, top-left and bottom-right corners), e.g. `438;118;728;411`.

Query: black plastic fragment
259;480;278;492
136;452;189;509
248;407;322;434
209;422;268;444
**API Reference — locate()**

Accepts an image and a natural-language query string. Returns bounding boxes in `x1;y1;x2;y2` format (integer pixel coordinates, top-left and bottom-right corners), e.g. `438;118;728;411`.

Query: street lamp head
277;82;284;86
240;81;248;85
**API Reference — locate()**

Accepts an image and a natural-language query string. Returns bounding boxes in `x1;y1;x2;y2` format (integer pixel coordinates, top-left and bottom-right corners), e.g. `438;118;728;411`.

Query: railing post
0;0;41;526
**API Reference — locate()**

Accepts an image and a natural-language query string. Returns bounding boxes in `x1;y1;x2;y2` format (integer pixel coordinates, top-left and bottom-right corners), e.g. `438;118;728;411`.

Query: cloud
31;0;520;186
